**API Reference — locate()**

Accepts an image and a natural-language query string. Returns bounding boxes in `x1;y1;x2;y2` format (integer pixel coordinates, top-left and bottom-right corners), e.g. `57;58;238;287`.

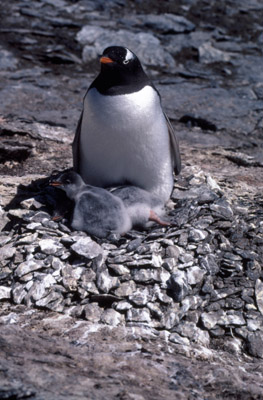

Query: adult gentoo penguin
72;46;181;204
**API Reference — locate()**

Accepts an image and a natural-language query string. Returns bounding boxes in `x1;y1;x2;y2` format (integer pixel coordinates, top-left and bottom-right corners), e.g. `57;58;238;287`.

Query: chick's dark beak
50;181;62;187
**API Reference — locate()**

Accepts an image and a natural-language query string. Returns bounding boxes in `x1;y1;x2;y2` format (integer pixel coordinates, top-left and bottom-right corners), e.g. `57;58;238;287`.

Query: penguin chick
72;46;181;204
50;171;131;238
112;185;170;229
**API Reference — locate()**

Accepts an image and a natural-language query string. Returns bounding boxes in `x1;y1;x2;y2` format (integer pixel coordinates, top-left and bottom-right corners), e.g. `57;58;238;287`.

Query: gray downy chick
111;185;170;229
50;171;131;238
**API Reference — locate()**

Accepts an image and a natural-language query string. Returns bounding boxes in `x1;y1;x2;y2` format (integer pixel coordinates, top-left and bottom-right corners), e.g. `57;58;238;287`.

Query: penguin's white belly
79;85;173;202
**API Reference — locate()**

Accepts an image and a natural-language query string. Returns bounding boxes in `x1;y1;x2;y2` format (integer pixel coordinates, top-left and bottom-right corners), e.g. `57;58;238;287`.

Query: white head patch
125;48;134;62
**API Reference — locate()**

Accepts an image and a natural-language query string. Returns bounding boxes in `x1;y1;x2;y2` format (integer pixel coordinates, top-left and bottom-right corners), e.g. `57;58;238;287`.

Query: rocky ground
1;0;263;399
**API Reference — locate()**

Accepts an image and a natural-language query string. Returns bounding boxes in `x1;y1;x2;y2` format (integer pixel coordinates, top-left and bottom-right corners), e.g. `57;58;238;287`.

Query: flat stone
218;311;246;327
71;237;103;259
0;244;16;261
255;279;263;315
188;229;208;242
131;269;161;283
100;309;124;326
128;289;151;306
147;302;163;320
12;284;27;304
199;254;219;275
201;311;223;330
0;285;11;299
126;308;151;323
186;266;206;286
114;281;136;297
115;300;132;312
210;199;234;220
38;238;62;255
83;303;102;322
166;271;189;302
246;333;263;358
142;13;195;34
169;332;190;346
198;42;234;64
35;291;64;310
161;305;180;330
15;260;44;278
108;264;130;275
96;269;119;294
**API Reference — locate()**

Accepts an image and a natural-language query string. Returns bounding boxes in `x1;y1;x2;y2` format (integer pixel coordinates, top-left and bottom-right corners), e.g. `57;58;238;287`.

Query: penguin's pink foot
52;215;63;222
149;210;170;226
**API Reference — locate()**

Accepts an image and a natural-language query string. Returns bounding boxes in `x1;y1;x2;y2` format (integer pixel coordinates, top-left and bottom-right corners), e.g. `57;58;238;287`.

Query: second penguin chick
112;185;170;228
50;171;131;238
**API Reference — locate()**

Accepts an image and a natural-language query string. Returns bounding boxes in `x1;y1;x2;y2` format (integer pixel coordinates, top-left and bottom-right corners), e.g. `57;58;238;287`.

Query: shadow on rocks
3;169;74;233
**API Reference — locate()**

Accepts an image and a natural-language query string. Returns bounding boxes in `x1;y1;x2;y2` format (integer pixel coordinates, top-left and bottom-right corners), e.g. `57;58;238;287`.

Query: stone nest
1;165;263;359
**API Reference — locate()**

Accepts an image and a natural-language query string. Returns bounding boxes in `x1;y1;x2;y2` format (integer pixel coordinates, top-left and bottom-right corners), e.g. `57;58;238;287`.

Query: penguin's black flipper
164;112;181;175
72;110;83;173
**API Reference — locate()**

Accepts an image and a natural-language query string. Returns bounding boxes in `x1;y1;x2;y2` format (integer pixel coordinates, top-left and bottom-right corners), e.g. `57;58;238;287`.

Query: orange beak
100;56;114;64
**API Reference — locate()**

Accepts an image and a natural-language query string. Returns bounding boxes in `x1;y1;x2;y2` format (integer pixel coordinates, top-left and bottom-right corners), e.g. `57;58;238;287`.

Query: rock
186;266;206;286
83;303;102;322
0;46;18;70
142;13;195;34
128;289;151;306
201;311;222;330
167;271;189;302
71;237;103;259
100;309;123;326
255;279;263;315
35;291;64;312
210;199;234;220
199;254;219;275
12;283;27;304
131;269;161;283
114;281;136;297
246;333;263;358
115;300;132;312
38;238;62;255
161;305;180;330
15;259;44;278
188;229;208;242
126;308;151;323
96;269;119;294
198;42;234;64
0;286;11;299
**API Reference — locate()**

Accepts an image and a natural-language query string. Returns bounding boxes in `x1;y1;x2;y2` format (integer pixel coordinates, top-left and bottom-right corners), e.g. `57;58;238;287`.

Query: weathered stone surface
71;237;103;259
0;286;11;299
15;260;44;277
100;309;124;326
126;307;151;323
167;271;189;302
38;238;62;255
1;0;263;397
255;279;263;315
186;266;206;286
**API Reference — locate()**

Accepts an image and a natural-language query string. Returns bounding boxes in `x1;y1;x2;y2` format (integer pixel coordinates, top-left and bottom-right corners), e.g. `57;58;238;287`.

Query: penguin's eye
123;60;129;65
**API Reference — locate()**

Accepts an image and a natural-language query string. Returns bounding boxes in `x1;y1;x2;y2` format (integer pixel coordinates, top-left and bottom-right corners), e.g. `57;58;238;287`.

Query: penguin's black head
92;46;150;95
50;171;84;199
100;46;138;69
